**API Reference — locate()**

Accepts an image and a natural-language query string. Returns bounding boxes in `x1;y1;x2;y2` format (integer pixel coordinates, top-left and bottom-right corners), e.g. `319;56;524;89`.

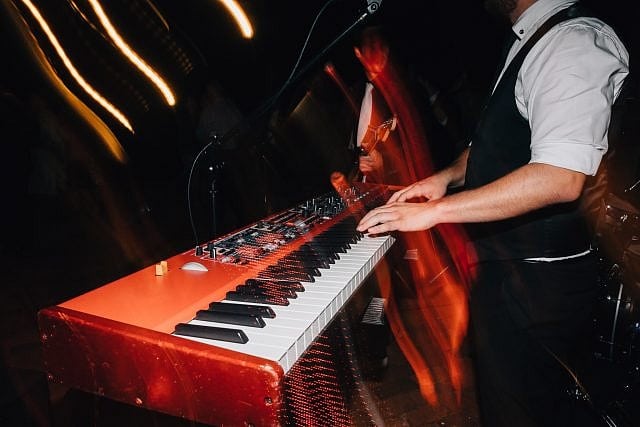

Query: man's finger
357;208;398;231
356;210;381;231
357;210;380;232
392;188;414;203
387;188;408;204
364;221;395;234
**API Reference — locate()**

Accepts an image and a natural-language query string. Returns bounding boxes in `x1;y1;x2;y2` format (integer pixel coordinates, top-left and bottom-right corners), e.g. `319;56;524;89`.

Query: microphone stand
276;11;371;98
191;7;377;249
222;9;372;145
207;134;225;242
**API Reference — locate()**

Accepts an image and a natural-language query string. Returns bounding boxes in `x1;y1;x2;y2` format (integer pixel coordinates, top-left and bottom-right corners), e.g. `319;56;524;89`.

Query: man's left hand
357;201;439;234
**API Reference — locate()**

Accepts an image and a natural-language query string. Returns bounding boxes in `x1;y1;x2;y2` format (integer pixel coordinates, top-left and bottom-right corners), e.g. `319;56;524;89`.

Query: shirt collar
511;0;578;41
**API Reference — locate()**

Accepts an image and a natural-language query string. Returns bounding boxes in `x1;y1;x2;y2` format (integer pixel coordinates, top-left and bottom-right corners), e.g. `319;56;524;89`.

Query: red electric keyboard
38;183;395;426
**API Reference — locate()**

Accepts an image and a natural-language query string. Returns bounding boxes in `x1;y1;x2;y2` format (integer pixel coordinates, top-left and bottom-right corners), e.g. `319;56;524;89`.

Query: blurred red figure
344;26;473;410
352;28;403;185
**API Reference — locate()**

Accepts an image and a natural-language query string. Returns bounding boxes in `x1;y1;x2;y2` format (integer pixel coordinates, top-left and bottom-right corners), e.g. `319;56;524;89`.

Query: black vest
465;5;593;261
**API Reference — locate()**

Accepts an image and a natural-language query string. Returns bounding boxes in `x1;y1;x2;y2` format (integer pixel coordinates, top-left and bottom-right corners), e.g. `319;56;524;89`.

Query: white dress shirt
356;82;375;147
496;0;629;176
491;0;629;261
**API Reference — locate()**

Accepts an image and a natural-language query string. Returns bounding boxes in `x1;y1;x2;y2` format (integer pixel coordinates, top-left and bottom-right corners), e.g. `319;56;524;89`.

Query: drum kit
594;191;640;358
591;187;640;423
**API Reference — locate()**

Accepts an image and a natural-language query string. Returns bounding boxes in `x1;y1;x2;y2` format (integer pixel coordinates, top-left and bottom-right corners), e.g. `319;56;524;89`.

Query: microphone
366;0;382;14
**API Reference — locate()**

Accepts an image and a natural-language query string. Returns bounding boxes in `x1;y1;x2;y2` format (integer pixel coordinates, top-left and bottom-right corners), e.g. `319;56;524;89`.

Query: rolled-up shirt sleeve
517;19;629;175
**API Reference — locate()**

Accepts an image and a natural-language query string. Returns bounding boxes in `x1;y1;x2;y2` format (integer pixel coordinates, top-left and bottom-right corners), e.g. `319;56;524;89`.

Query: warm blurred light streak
67;0;98;31
347;29;472;407
330;172;470;406
55;77;128;163
414;229;469;401
67;0;169;43
14;0;130;161
87;0;176;106
145;0;170;32
374;259;439;405
382;78;470;404
216;0;254;39
18;0;133;133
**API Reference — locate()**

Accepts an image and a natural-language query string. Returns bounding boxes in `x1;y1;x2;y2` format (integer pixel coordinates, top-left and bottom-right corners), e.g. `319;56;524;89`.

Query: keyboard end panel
38;306;285;426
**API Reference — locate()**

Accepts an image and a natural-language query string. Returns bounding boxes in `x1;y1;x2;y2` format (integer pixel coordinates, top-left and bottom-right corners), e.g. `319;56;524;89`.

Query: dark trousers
469;254;601;426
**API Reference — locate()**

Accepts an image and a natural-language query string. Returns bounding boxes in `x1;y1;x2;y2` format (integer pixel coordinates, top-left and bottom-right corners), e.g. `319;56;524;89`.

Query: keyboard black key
236;284;297;299
195;309;266;328
277;254;329;275
275;259;322;277
301;243;339;261
245;279;305;292
312;237;351;250
173;323;248;344
285;252;330;269
258;266;314;282
296;246;335;264
310;239;349;253
209;301;276;318
226;291;290;306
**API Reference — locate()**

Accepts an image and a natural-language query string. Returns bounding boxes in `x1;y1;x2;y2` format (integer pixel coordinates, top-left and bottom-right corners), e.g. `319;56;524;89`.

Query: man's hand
387;174;450;203
357;162;588;235
387;148;468;203
357;166;455;234
356;201;439;234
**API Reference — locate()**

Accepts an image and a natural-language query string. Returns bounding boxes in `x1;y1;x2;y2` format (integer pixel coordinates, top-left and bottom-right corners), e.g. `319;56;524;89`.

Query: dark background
0;0;637;425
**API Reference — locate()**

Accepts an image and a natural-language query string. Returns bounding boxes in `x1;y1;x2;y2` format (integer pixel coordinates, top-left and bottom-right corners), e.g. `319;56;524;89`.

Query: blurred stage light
18;0;134;134
88;0;176;106
217;0;254;39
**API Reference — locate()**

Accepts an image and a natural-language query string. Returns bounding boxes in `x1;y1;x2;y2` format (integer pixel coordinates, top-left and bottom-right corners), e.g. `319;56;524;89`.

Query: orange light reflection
331;29;477;409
